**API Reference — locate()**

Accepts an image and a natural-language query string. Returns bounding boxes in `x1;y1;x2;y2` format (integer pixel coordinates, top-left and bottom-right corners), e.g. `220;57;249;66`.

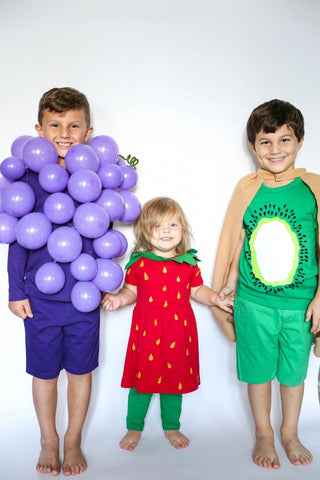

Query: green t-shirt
237;178;318;309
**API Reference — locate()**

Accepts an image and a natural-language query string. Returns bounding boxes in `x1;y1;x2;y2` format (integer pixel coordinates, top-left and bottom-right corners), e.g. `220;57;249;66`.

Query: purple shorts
24;296;100;379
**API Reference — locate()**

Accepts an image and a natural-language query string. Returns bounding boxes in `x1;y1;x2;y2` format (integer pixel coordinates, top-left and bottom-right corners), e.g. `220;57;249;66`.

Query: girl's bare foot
281;432;312;466
36;436;61;476
164;430;190;449
253;432;280;469
119;430;142;450
62;435;87;476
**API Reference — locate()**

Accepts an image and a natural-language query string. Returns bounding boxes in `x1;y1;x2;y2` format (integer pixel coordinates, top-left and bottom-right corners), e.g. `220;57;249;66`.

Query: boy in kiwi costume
211;99;320;469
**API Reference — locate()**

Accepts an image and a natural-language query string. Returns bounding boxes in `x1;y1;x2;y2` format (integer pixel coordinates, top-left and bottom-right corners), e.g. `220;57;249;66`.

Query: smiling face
252;124;304;175
35;108;93;164
149;214;182;257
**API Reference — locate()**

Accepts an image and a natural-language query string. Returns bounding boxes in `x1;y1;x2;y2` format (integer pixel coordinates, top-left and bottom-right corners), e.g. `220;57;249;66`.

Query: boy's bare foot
281;432;312;466
119;430;142;450
36;437;61;476
62;436;87;476
253;433;280;469
164;430;190;449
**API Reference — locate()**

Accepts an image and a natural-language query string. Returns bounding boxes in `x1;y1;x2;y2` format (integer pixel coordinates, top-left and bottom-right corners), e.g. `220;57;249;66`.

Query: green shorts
234;295;313;387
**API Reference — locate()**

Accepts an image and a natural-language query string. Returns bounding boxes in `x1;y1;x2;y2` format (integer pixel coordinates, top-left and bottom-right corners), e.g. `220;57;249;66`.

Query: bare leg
248;383;280;469
62;372;92;476
33;376;61;476
280;383;312;466
164;430;190;449
119;430;142;450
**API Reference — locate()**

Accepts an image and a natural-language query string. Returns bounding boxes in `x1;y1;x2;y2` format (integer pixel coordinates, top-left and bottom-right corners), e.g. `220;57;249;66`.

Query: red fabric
121;257;203;394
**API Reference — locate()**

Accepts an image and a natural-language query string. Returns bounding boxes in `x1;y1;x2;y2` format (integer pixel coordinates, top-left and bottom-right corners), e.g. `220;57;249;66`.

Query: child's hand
214;292;234;314
9;299;33;319
219;284;236;301
101;293;121;311
305;295;320;334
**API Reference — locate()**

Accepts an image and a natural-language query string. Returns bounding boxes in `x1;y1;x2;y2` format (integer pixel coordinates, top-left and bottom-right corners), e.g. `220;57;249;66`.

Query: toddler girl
102;197;233;450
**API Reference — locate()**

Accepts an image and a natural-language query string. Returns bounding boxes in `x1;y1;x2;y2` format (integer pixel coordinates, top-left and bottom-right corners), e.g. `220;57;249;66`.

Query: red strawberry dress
121;250;203;394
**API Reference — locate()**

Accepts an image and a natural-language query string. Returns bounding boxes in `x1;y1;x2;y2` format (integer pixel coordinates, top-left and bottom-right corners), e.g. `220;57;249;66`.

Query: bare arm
101;283;137;311
9;299;33;319
191;285;234;314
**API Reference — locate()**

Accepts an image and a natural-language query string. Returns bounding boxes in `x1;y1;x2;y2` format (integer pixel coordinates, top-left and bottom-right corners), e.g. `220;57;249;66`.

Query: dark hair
246;99;304;145
38;87;91;127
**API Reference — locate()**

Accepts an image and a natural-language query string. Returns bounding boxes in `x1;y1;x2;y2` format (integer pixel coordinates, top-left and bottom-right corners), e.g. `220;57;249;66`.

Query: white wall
1;1;320;478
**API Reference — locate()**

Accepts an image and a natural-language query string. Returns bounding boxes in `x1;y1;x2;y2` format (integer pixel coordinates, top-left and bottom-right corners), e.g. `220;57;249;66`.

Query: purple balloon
22;137;58;172
112;229;128;257
71;281;101;312
0;194;4;213
0;171;13;191
89;135;119;166
98;163;123;189
35;262;66;294
47;226;82;263
0;157;26;180
95;189;125;222
68;169;102;203
92;258;124;292
93;230;122;259
16;212;52;249
70;253;98;281
2;181;35;217
118;165;138;190
118;191;141;223
44;192;75;224
0;213;18;243
65;144;100;174
39;164;69;193
11;135;33;158
73;202;109;238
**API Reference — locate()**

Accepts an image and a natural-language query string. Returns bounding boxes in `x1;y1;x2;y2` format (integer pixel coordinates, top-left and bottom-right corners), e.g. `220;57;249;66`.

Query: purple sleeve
7;241;29;301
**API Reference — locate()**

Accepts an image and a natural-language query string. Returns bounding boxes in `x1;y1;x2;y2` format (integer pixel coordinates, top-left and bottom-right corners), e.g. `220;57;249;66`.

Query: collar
125;248;201;269
256;168;306;182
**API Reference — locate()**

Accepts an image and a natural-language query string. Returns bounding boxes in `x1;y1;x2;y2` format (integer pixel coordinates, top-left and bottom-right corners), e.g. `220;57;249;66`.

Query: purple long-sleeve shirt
8;169;95;302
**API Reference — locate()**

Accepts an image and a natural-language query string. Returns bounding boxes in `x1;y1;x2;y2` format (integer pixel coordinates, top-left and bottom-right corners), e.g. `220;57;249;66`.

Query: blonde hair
133;197;191;254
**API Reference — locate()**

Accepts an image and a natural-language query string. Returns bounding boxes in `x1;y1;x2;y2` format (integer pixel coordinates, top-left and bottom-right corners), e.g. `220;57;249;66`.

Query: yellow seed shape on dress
189;336;192;343
174;314;179;320
170;342;176;349
149;354;153;361
163;266;167;273
184;320;187;326
132;344;136;351
164;300;168;308
149;296;153;303
177;292;181;299
176;276;180;282
186;283;190;289
156;338;161;345
137;372;141;378
127;268;131;275
190;368;193;374
143;330;147;336
186;348;189;356
140;260;144;267
178;382;182;391
144;272;149;280
158;377;162;384
163;285;167;291
154;319;158;326
167;363;172;369
135;324;139;330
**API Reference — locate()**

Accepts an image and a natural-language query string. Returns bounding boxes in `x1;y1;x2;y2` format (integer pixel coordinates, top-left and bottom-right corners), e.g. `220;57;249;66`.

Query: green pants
126;387;182;431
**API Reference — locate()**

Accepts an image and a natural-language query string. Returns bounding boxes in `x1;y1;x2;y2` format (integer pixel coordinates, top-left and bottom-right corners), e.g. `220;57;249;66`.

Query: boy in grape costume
102;197;234;450
212;100;320;469
8;87;97;476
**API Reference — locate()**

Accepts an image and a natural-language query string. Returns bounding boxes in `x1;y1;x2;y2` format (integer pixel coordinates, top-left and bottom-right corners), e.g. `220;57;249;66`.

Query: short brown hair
133;197;191;255
246;99;304;145
38;87;91;127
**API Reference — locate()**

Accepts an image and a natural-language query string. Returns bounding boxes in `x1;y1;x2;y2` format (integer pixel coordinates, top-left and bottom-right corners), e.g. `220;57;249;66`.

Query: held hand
101;293;121;311
305;296;320;334
219;284;236;301
9;299;33;320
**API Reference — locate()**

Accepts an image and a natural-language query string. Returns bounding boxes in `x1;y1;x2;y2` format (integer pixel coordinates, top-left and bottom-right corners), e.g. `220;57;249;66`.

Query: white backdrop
1;1;320;479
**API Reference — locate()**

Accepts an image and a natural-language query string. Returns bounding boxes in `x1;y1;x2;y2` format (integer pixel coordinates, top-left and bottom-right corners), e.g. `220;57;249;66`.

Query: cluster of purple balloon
0;134;141;312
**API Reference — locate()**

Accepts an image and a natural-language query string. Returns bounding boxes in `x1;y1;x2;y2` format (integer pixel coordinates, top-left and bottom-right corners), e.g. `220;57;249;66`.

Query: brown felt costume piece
211;168;320;347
